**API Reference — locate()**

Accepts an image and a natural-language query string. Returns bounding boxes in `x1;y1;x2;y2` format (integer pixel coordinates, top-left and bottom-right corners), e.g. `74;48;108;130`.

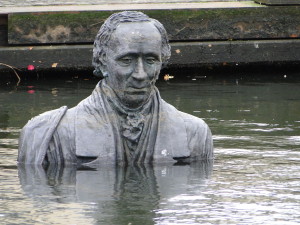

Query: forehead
109;22;162;52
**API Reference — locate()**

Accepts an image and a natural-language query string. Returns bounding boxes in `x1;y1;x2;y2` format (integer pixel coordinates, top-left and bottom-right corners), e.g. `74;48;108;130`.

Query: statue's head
92;11;171;109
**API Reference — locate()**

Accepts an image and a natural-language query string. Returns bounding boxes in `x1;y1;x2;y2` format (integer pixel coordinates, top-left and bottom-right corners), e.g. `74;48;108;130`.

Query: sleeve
17;106;68;165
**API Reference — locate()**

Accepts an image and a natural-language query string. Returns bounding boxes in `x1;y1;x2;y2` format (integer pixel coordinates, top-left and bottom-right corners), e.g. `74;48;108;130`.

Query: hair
92;11;171;77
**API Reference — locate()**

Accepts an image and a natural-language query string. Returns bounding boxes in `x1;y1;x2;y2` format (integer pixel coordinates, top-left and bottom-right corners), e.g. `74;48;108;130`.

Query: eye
145;57;157;64
119;57;133;65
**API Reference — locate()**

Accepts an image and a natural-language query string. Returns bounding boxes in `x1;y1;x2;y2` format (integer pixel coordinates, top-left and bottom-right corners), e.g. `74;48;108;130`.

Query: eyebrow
116;52;160;59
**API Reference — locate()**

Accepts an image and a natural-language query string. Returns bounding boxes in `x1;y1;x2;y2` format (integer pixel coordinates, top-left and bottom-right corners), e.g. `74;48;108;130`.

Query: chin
123;96;148;109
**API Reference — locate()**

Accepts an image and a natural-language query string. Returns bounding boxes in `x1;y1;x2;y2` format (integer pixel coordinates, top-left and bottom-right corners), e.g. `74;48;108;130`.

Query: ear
99;52;107;66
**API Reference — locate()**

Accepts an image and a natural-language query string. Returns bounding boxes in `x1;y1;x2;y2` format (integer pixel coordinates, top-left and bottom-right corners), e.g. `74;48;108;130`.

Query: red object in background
27;65;35;71
27;90;35;94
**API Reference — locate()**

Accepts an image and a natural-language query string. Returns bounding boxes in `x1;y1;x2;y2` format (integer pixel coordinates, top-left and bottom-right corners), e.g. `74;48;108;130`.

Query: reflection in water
18;161;213;224
111;165;159;224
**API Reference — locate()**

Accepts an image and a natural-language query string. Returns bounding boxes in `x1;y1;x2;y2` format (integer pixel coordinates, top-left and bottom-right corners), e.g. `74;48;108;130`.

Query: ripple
250;128;294;132
213;135;252;141
168;195;208;202
286;136;300;144
234;122;270;127
0;139;18;146
0;127;21;133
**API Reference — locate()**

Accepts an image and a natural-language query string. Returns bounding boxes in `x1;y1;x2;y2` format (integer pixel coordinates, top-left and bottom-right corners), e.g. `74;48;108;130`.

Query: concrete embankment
0;1;300;75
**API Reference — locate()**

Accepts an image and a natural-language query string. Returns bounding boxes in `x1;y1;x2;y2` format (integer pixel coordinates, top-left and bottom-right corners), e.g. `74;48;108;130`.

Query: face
103;22;162;109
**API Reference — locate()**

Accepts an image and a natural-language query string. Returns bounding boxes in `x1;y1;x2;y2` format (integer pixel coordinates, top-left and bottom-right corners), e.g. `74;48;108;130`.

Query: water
1;75;300;224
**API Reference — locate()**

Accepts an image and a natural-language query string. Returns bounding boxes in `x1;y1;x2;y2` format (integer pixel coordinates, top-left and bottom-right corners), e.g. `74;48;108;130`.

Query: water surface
0;76;300;224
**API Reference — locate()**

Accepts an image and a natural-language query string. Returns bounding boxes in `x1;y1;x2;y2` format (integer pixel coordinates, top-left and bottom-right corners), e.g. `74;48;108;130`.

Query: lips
126;87;149;95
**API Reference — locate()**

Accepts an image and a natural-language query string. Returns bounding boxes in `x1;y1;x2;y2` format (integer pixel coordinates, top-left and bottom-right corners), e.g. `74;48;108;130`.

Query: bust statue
18;11;213;166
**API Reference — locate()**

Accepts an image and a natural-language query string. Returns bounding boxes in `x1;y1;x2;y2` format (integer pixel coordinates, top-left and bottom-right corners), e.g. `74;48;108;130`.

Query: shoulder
178;110;210;134
161;100;213;159
18;106;68;164
160;99;208;130
181;112;214;159
24;106;68;129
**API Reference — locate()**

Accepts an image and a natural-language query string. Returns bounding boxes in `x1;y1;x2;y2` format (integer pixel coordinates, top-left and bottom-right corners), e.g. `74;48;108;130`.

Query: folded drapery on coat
18;80;213;166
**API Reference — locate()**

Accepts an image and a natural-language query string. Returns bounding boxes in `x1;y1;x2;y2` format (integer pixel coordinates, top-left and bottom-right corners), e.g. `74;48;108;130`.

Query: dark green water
0;76;300;224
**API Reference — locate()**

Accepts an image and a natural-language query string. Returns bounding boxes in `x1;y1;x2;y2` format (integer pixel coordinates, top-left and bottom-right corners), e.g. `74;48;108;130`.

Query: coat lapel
74;82;190;164
74;83;118;162
153;99;190;162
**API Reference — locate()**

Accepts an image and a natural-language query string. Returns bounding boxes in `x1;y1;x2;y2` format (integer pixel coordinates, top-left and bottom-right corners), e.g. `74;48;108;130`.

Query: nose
132;57;147;81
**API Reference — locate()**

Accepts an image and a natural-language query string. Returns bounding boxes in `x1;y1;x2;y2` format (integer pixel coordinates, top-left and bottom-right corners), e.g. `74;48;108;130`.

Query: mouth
125;87;149;95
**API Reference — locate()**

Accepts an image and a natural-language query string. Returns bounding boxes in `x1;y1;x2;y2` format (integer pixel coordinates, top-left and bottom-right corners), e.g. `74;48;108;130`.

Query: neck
102;80;154;115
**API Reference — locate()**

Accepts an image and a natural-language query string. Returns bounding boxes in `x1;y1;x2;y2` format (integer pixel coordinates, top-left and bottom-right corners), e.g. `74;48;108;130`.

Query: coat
18;81;213;166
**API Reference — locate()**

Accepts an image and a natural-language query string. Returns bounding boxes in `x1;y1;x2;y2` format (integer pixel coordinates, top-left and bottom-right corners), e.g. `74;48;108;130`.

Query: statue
18;11;213;166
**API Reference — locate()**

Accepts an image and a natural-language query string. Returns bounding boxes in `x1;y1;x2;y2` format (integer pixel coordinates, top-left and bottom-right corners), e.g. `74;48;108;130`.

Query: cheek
146;63;162;79
108;62;132;79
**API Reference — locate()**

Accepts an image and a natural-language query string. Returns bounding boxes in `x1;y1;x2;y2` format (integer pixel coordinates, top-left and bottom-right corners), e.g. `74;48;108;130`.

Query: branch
0;63;21;86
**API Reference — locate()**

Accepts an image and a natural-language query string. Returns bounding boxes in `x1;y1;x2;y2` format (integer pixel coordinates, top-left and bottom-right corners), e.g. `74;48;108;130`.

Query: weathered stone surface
0;0;253;7
1;40;300;71
2;4;300;72
255;0;300;5
170;40;300;66
8;11;112;44
0;2;259;14
7;6;300;44
0;45;93;70
0;15;8;46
